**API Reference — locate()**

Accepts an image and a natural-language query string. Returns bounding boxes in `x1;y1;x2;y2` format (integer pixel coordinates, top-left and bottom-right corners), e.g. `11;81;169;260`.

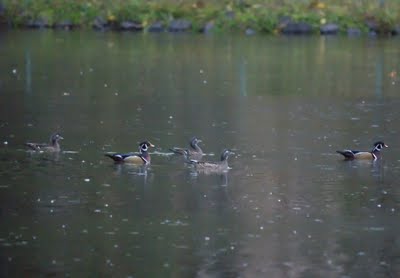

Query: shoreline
1;1;399;36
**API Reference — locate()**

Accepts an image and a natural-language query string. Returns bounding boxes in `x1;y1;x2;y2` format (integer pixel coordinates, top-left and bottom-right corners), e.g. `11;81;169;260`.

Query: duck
336;141;388;160
187;149;235;172
170;137;204;160
25;133;64;152
105;141;155;164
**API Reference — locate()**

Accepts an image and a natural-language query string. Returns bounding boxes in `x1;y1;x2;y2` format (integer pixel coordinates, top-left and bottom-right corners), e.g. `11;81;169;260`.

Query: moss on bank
1;0;399;35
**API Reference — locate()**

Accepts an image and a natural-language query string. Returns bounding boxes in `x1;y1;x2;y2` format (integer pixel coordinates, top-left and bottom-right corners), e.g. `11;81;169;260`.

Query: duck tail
25;143;39;151
336;150;354;159
170;148;186;155
104;153;122;162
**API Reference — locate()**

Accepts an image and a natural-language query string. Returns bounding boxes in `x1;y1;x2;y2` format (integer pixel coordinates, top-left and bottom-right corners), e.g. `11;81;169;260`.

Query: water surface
0;30;400;277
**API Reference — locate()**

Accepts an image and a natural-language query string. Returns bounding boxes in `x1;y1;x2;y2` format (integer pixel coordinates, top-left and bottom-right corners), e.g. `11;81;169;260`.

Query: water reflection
25;149;61;162
189;170;229;187
111;163;151;184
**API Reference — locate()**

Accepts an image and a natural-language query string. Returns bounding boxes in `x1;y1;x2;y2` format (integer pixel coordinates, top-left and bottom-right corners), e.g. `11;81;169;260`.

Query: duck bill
384;144;388;148
149;142;155;147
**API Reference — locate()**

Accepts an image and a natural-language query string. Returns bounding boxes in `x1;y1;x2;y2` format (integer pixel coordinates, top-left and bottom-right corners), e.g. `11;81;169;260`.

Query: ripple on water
160;219;189;226
363;226;385;232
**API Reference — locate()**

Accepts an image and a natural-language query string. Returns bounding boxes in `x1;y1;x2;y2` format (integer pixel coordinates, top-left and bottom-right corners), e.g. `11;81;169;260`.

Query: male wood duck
170;137;204;160
187;149;235;172
105;141;155;164
336;141;388;160
25;133;64;152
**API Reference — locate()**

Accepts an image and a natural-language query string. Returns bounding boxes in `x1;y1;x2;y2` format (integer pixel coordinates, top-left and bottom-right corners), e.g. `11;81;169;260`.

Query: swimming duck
336;141;388;160
105;141;155;164
187;149;235;172
170;137;204;160
25;133;64;152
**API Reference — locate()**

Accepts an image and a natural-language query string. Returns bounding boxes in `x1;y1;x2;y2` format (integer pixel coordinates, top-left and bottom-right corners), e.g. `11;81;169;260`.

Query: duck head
139;141;155;153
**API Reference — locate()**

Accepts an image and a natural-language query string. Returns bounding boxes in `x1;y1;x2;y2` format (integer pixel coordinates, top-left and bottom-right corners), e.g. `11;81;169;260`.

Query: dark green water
0;30;400;277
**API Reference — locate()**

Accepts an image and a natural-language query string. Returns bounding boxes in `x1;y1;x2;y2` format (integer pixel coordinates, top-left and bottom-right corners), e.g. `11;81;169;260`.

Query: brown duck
25;133;64;152
170;137;204;160
336;141;388;160
187;149;235;172
105;141;155;165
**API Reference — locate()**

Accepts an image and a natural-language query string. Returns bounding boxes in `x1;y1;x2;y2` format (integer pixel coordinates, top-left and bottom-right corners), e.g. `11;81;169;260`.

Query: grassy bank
1;0;399;35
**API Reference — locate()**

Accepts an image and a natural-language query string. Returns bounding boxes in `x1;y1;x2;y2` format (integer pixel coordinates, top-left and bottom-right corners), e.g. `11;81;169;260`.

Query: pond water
0;30;400;277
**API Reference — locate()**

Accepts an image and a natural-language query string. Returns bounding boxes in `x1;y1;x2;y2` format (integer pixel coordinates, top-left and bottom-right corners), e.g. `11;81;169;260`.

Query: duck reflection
188;168;229;187
26;149;62;164
112;163;151;183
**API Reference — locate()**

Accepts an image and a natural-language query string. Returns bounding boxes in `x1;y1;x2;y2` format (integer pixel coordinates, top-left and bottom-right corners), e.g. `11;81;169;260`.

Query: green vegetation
1;0;399;34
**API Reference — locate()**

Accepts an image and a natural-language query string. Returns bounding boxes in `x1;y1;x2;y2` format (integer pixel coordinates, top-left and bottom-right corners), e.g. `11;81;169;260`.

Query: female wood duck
170;137;204;160
105;141;155;164
25;133;64;152
187;149;235;172
336;141;388;160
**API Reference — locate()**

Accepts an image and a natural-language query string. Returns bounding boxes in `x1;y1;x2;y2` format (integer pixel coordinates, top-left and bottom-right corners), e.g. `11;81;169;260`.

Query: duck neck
371;146;381;154
221;159;228;167
220;153;229;163
52;140;60;150
141;151;150;163
193;144;202;153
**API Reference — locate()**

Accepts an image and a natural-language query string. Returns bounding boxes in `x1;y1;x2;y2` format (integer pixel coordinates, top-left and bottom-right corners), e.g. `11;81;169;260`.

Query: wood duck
105;141;155;164
25;133;64;152
336;141;388;160
170;137;204;160
187;149;235;172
